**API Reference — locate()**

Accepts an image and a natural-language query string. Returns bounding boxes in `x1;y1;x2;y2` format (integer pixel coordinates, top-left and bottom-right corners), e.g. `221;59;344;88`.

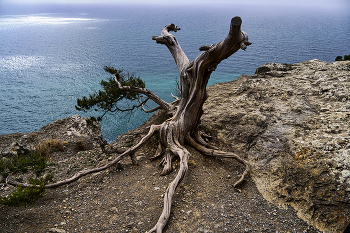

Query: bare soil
1;131;320;233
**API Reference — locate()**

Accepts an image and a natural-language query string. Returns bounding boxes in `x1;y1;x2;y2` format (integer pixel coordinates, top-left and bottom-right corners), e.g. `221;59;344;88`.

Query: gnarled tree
5;16;251;232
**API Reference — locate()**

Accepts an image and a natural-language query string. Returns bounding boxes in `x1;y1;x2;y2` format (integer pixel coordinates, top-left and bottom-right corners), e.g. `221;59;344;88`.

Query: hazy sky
1;0;349;9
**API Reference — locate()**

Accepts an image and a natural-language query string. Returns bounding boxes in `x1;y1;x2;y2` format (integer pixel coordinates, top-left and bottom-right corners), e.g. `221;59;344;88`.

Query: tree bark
3;17;251;233
147;16;251;232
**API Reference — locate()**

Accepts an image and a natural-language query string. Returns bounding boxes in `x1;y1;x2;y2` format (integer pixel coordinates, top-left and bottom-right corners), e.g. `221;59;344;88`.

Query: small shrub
0;149;56;206
74;140;86;151
86;117;99;126
335;56;343;61
0;150;47;177
38;139;64;157
124;138;135;147
335;55;350;61
0;179;46;206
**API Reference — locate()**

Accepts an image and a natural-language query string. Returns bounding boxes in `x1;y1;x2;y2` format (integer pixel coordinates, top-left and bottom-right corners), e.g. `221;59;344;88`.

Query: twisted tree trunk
147;16;251;232
4;16;251;233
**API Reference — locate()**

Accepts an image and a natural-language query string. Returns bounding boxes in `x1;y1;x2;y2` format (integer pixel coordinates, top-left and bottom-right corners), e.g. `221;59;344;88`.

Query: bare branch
171;93;180;101
204;16;251;64
142;105;162;113
152;24;190;74
114;74;173;111
138;96;162;113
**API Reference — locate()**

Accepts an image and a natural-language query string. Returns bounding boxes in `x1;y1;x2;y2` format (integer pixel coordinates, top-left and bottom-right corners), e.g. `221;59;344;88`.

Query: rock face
0;115;105;158
201;59;350;233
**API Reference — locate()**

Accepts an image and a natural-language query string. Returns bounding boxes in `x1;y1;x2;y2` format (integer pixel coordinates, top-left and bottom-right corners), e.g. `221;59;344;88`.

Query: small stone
48;228;66;233
110;207;118;213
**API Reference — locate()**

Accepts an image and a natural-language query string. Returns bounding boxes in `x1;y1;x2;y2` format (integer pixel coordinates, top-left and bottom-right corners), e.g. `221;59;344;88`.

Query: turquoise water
0;4;349;142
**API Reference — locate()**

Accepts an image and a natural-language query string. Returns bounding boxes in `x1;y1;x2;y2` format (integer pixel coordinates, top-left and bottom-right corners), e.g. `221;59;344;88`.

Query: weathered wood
4;17;251;233
147;16;251;232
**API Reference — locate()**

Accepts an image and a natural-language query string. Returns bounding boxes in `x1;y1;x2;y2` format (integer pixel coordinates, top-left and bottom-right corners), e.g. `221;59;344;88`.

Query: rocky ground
201;59;350;233
1;59;349;233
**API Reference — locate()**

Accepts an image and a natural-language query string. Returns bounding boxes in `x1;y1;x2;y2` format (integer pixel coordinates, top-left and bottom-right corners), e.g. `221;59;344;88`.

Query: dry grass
37;139;65;157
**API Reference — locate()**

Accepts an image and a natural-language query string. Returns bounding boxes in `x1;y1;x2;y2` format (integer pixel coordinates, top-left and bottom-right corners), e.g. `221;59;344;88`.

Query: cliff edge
201;59;350;233
0;59;349;233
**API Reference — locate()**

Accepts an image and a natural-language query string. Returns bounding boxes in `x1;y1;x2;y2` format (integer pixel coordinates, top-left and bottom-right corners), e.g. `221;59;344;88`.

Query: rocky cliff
0;59;349;233
201;59;350;233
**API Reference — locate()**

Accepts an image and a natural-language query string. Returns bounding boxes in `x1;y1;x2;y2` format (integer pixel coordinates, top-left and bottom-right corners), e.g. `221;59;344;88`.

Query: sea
0;3;349;142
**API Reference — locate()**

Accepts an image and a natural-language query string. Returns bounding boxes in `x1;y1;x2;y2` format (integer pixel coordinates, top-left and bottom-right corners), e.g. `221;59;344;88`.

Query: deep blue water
0;3;349;142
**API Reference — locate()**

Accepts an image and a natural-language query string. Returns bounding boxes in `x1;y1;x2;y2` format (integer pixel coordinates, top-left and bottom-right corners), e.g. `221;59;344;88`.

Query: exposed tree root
147;126;191;233
6;124;161;188
186;135;250;188
2;17;252;233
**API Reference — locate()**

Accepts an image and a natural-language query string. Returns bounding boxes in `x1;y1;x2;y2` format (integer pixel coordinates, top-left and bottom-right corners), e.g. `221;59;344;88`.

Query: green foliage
0;149;56;206
0;176;53;206
124;138;135;147
75;66;146;121
0;185;45;206
335;55;350;61
86;116;98;126
0;150;48;178
335;56;343;61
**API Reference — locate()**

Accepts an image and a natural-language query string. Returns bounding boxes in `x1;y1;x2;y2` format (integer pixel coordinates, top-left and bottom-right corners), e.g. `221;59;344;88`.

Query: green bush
335;56;343;61
0;185;45;206
335;55;350;61
0;150;47;177
0;178;46;206
0;149;56;206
